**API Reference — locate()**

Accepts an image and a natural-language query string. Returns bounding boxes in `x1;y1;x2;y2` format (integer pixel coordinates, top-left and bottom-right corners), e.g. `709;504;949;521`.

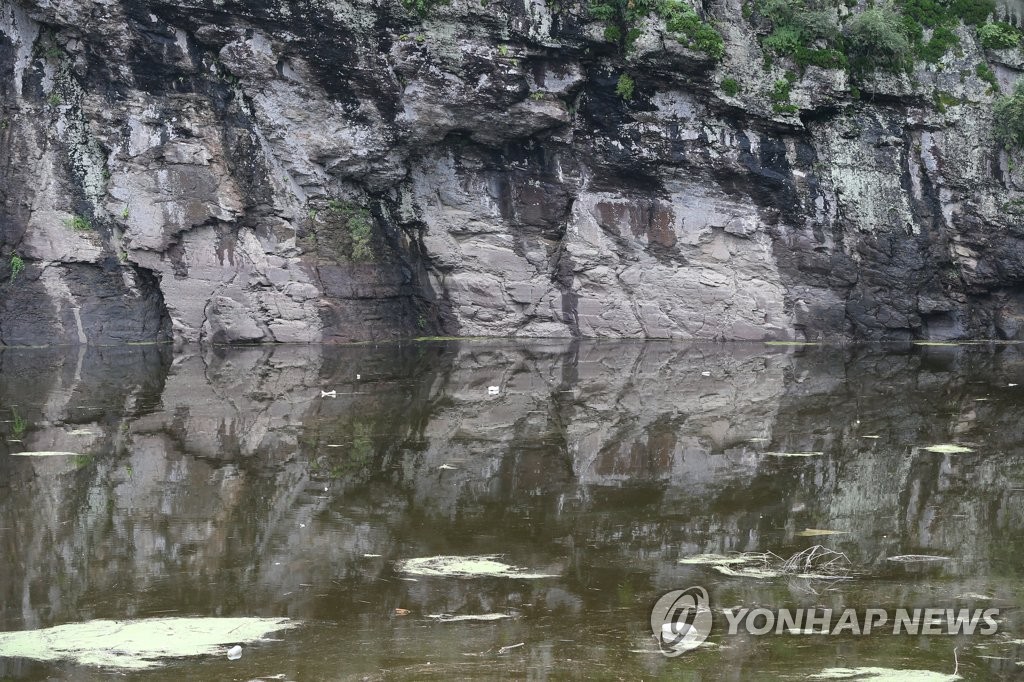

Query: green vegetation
919;25;959;63
845;5;914;73
900;0;993;27
978;21;1023;49
770;71;799;113
615;73;635;100
65;215;92;232
932;89;959;112
751;1;1000;80
994;83;1024;150
9;254;23;282
756;0;846;69
322;199;374;262
976;62;999;91
11;409;26;438
658;0;725;58
588;0;724;59
721;76;740;96
46;92;61;107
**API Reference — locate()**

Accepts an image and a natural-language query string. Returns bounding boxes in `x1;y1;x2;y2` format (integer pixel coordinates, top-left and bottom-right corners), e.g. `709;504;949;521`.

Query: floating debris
363;553;382;558
320;390;336;398
8;451;82;457
226;645;242;661
427;613;511;623
394;608;410;616
921;444;973;454
862;435;881;439
701;371;711;377
67;429;96;436
487;386;500;395
679;554;751;565
498;642;524;654
438;463;457;470
809;667;960;681
796;529;847;537
0;617;296;670
697;546;851;581
764;451;824;457
396;555;556;579
885;555;950;563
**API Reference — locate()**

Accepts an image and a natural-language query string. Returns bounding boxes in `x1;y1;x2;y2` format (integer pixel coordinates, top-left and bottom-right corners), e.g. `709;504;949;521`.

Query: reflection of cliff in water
1;342;1024;634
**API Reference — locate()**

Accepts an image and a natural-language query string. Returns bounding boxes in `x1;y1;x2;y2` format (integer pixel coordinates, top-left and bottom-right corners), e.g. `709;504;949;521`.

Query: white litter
320;390;336;398
487;386;500;395
227;645;242;660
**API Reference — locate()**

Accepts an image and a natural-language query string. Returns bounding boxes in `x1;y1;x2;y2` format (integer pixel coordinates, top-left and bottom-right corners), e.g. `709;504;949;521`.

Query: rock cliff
1;0;1023;343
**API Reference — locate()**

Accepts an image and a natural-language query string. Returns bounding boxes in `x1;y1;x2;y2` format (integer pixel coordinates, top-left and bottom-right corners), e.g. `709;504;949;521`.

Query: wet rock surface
1;0;1023;343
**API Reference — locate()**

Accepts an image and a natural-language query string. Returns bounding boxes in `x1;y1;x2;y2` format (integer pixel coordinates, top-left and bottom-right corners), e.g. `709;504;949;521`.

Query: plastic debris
227;645;242;660
320;390;336;398
487;386;499;395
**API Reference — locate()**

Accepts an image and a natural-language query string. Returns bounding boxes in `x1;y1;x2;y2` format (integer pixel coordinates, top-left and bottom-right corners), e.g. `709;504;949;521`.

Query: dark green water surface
1;341;1023;680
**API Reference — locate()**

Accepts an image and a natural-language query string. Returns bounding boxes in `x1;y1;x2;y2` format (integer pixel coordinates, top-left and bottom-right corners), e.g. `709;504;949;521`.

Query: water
0;341;1023;680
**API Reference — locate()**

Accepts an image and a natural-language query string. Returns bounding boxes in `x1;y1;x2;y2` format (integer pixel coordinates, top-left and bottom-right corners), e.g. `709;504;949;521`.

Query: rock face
1;0;1023;343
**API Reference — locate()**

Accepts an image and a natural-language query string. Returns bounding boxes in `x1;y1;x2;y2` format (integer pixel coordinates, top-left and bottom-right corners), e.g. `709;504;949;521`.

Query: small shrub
771;73;799;112
948;0;994;26
978;22;1023;50
9;254;23;282
721;76;740;96
616;73;635;100
976;62;999;91
933;89;959;112
919;25;960;63
46;92;61;107
65;215;92;231
845;6;914;73
994;83;1024;149
657;0;725;59
604;24;622;42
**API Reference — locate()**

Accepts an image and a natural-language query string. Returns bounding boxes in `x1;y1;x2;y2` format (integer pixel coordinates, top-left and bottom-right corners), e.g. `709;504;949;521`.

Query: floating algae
427;613;511;622
921;444;973;454
396;555;556;579
8;451;82;457
809;667;960;681
0;617;297;669
764;451;824;458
